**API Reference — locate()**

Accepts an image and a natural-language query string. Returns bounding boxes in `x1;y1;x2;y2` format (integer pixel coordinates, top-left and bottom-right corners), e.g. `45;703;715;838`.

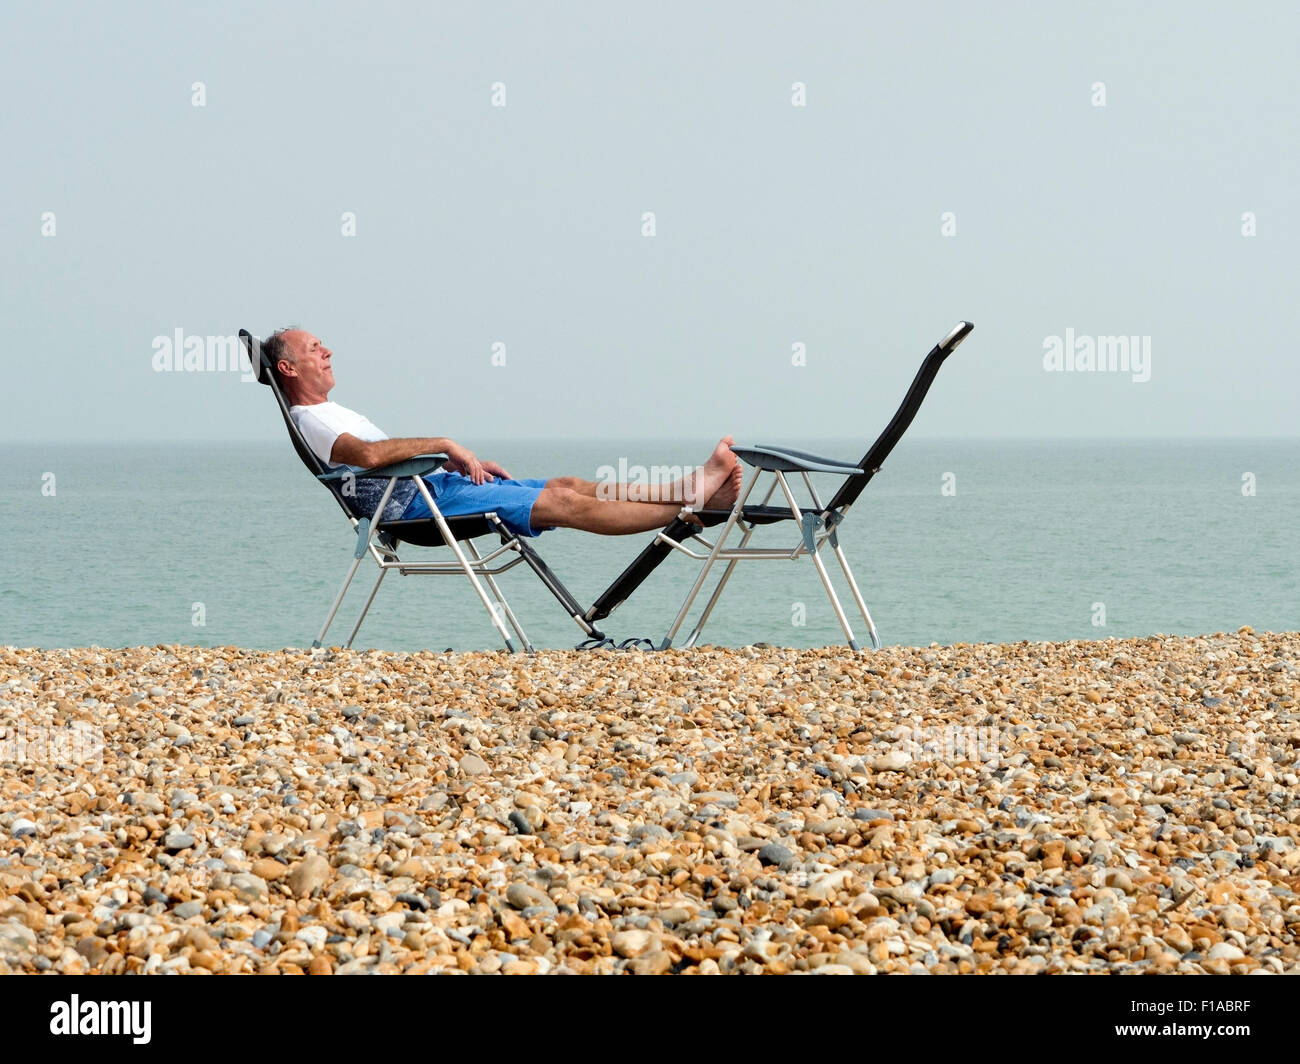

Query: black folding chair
241;330;605;652
580;322;974;650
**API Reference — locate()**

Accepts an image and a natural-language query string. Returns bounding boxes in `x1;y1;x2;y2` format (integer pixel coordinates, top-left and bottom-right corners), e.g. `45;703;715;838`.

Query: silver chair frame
655;468;878;652
314;474;599;653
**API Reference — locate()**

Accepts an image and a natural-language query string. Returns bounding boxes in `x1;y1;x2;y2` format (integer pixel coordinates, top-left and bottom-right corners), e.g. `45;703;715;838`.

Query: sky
2;1;1296;442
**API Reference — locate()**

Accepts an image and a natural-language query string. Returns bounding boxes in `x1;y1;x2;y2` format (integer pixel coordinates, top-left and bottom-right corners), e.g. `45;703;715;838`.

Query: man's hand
443;446;512;484
443;443;488;484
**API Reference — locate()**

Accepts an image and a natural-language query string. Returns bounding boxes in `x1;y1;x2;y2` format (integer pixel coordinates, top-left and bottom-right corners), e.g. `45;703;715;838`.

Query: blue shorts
400;471;552;539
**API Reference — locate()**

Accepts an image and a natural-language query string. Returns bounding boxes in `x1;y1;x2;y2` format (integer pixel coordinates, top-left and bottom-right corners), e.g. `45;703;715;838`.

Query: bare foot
684;437;737;507
704;462;742;510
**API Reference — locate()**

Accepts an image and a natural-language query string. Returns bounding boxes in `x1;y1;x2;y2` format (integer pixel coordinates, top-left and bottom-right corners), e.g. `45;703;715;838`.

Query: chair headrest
239;329;276;387
240;325;354;516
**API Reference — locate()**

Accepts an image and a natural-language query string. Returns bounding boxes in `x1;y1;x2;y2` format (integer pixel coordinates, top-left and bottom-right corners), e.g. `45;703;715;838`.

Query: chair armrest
318;453;447;481
730;444;863;475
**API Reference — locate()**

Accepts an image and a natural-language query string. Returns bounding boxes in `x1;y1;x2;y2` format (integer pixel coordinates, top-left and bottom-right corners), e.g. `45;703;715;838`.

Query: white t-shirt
290;400;389;468
289;401;418;520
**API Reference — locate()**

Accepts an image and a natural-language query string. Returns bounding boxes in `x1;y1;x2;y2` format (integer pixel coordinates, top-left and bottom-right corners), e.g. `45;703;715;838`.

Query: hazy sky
2;1;1296;442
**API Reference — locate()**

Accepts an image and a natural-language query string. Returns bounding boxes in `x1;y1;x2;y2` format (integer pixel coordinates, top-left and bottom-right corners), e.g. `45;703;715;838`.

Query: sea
3;439;1297;653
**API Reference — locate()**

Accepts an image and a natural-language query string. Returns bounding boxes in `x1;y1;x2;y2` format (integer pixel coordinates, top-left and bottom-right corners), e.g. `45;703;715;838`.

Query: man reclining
264;329;742;539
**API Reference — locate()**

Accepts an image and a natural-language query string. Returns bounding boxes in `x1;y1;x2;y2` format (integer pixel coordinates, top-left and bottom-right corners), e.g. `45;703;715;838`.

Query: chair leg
313;555;364;648
406;478;519;651
344;566;388;649
682;524;755;648
831;542;880;649
660;478;758;650
660;549;721;651
809;545;861;651
465;539;534;653
434;526;518;651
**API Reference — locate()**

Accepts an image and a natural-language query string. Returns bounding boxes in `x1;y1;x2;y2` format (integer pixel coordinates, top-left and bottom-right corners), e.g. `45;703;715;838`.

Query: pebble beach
1;629;1298;975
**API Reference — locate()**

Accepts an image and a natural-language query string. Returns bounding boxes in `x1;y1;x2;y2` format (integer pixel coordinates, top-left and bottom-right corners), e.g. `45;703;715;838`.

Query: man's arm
331;433;490;484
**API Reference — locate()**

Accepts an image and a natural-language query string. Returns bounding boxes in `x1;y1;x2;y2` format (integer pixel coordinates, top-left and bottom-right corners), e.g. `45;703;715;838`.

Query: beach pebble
296;926;328;950
757;843;796;870
612;930;658;958
628;950;673;975
232;873;268;903
251;858;288;882
506;883;554;912
459;753;490;776
0;922;38;958
163;831;195;852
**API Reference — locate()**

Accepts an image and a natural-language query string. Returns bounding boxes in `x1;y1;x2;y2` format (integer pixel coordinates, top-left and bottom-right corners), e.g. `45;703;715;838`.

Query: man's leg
546;470;741;507
555;475;695;504
542;437;738;506
531;437;741;535
531;487;692;535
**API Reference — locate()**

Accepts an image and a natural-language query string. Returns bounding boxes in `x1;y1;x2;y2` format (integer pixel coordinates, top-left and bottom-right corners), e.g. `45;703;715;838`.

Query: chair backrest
827;321;973;513
240;329;359;520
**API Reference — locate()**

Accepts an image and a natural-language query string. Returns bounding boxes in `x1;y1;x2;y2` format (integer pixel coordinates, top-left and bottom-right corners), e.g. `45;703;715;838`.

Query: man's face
280;330;335;395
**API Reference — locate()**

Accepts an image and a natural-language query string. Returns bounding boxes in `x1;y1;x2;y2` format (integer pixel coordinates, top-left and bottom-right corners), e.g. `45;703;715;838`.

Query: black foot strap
574;636;658;651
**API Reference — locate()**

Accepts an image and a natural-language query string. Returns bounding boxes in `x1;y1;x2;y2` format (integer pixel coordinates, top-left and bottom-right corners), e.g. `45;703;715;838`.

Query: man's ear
277;359;296;378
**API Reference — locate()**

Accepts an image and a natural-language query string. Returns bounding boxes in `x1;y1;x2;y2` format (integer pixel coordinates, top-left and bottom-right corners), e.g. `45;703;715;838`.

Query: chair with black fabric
580;322;975;651
240;329;605;653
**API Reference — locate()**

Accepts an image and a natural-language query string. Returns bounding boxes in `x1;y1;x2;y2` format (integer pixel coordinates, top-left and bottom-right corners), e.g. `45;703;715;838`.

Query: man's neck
290;388;331;406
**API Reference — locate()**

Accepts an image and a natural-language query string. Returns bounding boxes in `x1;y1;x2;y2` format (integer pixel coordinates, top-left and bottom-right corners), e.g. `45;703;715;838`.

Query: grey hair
260;327;299;382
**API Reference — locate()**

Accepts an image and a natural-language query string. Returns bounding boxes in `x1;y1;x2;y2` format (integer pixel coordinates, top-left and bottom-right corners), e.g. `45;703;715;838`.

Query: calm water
3;440;1297;651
